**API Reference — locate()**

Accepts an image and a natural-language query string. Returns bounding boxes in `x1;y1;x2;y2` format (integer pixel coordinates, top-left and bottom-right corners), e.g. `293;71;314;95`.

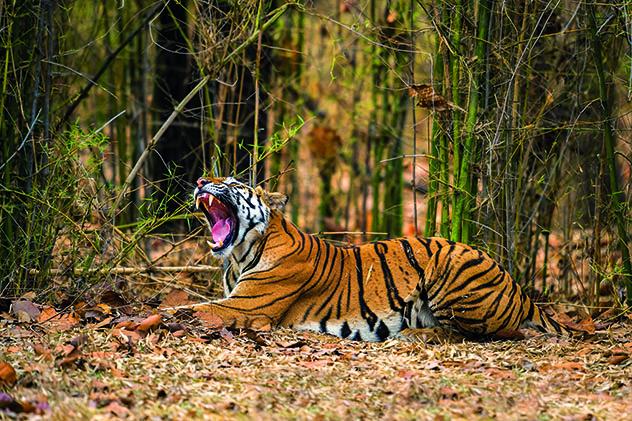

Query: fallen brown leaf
397;369;416;380
606;354;628;365
137;314;162;332
159;289;192;308
0;361;17;387
114;319;138;330
486;367;516;380
298;360;329;369
11;300;40;322
564;316;596;334
104;400;130;417
37;307;80;332
547;361;585;371
194;311;224;329
113;328;143;344
32;343;53;361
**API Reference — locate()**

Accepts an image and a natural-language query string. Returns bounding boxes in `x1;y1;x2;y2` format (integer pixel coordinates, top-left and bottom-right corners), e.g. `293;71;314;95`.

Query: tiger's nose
197;178;209;188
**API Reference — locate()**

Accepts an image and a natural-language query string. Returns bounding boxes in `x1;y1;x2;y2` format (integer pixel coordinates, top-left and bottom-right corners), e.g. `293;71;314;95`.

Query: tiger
185;176;569;341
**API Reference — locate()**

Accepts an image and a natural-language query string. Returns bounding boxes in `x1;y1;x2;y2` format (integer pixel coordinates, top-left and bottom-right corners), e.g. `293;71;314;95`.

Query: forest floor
1;295;632;420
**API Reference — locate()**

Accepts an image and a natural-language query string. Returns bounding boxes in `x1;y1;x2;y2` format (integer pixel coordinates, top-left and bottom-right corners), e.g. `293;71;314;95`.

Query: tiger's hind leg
401;261;461;343
411;245;527;337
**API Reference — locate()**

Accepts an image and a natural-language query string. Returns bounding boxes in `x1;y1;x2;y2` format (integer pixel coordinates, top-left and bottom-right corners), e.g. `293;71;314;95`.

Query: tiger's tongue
211;218;231;244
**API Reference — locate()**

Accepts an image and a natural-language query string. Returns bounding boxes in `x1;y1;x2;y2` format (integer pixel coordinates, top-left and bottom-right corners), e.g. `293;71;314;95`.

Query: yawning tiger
187;176;568;341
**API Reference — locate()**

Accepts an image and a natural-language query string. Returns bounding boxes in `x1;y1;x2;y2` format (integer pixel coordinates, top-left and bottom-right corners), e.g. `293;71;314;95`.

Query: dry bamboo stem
28;265;220;276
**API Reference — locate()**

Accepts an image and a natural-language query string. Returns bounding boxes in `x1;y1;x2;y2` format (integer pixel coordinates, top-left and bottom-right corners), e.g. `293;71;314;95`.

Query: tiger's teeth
196;197;201;209
206;239;223;249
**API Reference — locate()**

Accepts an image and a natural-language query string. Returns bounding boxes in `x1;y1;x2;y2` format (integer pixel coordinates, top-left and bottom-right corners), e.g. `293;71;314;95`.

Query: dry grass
2;318;631;420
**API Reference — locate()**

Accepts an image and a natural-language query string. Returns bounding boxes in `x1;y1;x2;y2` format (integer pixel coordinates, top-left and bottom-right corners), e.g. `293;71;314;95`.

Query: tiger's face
193;177;287;258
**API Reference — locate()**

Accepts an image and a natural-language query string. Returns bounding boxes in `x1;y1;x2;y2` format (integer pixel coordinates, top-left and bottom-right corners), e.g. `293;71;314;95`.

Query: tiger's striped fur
189;177;568;341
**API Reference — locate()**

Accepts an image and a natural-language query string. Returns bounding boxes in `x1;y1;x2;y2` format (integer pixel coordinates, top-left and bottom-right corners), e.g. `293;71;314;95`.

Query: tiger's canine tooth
206;239;223;249
196;197;201;209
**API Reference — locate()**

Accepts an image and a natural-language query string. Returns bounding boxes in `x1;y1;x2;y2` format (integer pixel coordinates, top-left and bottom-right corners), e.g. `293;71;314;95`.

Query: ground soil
1;313;631;420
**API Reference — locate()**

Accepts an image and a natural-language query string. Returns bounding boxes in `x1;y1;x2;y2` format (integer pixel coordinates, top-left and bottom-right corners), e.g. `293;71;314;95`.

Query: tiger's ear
267;192;288;211
255;186;288;212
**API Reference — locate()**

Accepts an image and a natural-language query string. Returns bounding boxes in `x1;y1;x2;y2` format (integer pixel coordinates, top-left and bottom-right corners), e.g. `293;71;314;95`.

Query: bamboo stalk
438;3;451;239
290;6;304;224
451;0;491;243
252;0;264;185
424;11;443;236
410;0;418;234
449;0;463;208
587;3;632;306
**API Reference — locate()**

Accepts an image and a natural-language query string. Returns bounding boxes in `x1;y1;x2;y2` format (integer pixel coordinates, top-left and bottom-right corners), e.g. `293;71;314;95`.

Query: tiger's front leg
182;298;277;330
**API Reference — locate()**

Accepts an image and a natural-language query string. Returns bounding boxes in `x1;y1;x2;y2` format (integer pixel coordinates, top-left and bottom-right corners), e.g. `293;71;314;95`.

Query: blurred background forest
1;0;631;313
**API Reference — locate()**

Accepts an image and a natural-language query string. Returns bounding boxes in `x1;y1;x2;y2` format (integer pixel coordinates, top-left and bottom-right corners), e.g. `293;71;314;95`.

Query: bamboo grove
0;1;630;308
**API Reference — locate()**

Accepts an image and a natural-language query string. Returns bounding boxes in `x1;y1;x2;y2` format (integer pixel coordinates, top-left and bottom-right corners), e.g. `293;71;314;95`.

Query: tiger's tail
521;292;571;335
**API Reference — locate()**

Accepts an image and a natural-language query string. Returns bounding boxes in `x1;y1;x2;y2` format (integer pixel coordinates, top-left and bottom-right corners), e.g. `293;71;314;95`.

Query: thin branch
27;265;220;276
55;3;162;131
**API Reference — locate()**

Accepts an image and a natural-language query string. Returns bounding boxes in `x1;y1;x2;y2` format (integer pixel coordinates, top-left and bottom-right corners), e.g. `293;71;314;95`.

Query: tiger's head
193;177;288;258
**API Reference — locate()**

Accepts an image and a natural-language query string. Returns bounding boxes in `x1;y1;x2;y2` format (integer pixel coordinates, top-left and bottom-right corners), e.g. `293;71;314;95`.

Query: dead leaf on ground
298;360;329;369
57;334;88;369
562;316;596;334
0;392;22;412
31;344;53;361
137;314;162;332
0;361;17;387
607;354;629;365
11;300;40;322
112;328;143;345
541;361;585;372
159;289;192;308
104;400;130;417
194;311;224;329
606;348;630;365
90;316;114;330
37;307;80;332
485;367;516;380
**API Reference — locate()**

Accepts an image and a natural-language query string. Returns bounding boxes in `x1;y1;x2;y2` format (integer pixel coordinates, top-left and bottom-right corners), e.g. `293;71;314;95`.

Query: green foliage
0;126;108;296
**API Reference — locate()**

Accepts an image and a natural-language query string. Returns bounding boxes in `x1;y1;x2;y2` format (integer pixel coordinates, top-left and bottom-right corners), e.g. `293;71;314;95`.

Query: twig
55;3;162;131
27;265;220;276
95;109;127;134
0;109;41;171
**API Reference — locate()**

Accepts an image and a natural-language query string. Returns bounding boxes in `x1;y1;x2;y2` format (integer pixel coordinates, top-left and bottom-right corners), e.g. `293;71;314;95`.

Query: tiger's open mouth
195;192;237;252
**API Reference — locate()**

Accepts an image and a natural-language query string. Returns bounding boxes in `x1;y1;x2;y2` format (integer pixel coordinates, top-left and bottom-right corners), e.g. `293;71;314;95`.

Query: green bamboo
289;6;304;224
424;3;444;237
449;0;463;223
451;0;491;243
369;0;382;236
587;3;632;306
